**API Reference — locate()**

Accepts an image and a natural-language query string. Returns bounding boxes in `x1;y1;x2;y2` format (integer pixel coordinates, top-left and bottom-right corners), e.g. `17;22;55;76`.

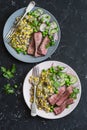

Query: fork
31;66;39;116
5;1;35;41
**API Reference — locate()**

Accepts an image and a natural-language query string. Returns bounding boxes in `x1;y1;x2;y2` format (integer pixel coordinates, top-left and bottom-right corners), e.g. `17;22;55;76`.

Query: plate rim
3;7;61;63
23;60;82;119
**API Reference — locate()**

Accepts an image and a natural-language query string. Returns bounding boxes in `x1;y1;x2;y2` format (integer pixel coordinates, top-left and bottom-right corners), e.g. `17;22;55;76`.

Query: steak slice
34;32;42;57
27;37;35;55
54;98;74;115
48;86;66;105
48;94;58;105
38;36;50;55
56;86;73;106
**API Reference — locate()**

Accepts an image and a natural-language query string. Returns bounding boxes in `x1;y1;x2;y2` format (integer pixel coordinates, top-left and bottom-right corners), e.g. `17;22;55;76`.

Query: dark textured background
0;0;87;130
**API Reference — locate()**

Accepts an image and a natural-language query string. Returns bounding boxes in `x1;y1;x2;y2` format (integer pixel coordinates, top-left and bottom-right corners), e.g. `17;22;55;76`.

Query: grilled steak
34;32;42;57
38;36;50;55
27;37;35;55
54;98;74;115
48;86;66;105
56;86;73;106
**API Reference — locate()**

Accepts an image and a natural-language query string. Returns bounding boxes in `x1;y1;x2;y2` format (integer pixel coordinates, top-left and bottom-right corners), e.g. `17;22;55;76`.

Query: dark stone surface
0;0;87;130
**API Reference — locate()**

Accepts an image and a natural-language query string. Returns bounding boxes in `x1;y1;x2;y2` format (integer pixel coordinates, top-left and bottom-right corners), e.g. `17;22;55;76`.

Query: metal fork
4;1;35;41
31;66;39;116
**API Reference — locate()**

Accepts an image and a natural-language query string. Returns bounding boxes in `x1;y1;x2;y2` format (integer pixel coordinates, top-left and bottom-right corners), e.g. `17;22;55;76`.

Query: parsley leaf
4;84;14;94
0;64;16;79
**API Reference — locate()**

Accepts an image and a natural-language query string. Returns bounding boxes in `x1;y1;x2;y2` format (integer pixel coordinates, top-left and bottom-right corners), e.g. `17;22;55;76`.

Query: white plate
23;61;81;119
3;7;61;63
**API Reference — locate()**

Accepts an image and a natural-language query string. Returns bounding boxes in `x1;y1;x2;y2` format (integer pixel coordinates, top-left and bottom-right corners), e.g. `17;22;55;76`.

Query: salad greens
49;66;78;88
28;8;59;47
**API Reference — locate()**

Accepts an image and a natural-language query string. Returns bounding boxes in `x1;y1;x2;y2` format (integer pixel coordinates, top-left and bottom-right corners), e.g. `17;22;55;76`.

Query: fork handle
31;103;37;116
17;1;35;25
31;85;37;116
5;1;35;38
33;85;36;103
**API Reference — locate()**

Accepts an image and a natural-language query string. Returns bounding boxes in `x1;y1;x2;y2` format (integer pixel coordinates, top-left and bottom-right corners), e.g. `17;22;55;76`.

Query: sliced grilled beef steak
48;86;66;105
27;37;35;55
38;36;50;55
56;86;73;106
54;98;74;115
34;32;42;57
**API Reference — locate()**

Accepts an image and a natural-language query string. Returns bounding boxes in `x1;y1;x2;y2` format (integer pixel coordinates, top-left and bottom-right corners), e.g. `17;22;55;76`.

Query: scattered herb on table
4;84;14;94
0;64;16;79
4;83;18;94
0;64;18;94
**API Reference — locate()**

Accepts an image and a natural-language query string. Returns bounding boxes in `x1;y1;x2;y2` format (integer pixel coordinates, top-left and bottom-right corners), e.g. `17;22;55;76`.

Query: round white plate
23;61;81;119
3;7;61;63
